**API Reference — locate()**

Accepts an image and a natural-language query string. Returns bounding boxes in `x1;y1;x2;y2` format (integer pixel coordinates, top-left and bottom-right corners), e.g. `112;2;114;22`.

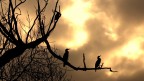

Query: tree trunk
0;46;26;68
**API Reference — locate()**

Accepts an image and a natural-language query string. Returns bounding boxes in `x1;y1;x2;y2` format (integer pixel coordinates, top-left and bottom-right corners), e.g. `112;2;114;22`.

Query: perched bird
95;55;101;72
54;11;61;21
63;48;69;67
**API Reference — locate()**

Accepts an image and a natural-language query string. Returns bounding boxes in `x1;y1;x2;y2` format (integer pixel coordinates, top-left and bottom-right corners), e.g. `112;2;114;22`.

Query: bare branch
83;53;86;71
13;0;26;10
0;39;8;54
0;0;118;73
25;0;48;43
44;40;118;72
47;0;59;34
0;22;17;44
9;0;23;43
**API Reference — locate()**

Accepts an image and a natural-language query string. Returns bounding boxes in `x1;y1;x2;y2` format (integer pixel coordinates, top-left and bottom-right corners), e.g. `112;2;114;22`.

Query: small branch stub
83;53;86;71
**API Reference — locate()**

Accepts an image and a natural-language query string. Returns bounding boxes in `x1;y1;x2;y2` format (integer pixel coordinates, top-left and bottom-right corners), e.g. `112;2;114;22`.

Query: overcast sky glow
59;0;144;81
9;0;144;80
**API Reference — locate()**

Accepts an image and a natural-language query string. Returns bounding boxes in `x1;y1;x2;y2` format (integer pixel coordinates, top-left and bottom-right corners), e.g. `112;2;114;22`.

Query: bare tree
0;0;59;68
0;46;71;81
0;0;117;72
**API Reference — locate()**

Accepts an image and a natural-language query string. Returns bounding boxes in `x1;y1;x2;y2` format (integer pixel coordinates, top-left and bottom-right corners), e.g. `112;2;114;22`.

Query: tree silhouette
0;0;117;72
0;46;71;81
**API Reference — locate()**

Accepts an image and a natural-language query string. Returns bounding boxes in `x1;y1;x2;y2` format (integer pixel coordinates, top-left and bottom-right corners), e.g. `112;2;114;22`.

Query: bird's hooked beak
66;48;70;50
98;55;101;58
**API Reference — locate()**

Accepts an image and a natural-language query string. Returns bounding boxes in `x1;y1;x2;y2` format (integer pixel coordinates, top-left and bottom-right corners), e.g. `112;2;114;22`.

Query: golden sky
10;0;144;81
57;0;144;81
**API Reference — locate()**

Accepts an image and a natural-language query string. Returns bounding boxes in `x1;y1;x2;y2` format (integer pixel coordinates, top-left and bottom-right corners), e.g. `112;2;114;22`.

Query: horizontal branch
44;40;118;72
75;67;118;72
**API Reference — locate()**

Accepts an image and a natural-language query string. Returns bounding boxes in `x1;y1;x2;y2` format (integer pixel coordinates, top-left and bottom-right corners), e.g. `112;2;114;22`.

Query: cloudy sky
7;0;144;81
52;0;144;80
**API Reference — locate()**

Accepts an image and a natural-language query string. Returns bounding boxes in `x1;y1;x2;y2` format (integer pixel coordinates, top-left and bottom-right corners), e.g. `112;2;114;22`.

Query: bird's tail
95;67;97;72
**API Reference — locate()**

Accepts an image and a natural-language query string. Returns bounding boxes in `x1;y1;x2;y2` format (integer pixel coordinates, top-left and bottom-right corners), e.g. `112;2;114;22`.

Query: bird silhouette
63;48;69;67
54;11;61;21
95;55;101;72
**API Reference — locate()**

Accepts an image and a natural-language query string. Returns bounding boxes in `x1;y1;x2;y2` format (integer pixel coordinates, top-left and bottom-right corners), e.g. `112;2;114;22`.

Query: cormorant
95;55;101;72
54;11;61;21
63;48;69;67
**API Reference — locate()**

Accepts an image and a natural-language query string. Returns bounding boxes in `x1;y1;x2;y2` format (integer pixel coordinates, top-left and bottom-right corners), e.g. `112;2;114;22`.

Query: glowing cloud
120;37;144;59
61;0;93;50
62;0;92;26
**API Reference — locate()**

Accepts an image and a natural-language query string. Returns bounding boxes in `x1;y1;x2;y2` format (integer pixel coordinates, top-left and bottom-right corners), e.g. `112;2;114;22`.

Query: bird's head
65;48;70;51
97;55;101;59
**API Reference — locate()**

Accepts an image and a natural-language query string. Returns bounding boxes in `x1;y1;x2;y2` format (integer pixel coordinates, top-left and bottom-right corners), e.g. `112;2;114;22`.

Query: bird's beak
67;48;70;50
66;48;70;50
